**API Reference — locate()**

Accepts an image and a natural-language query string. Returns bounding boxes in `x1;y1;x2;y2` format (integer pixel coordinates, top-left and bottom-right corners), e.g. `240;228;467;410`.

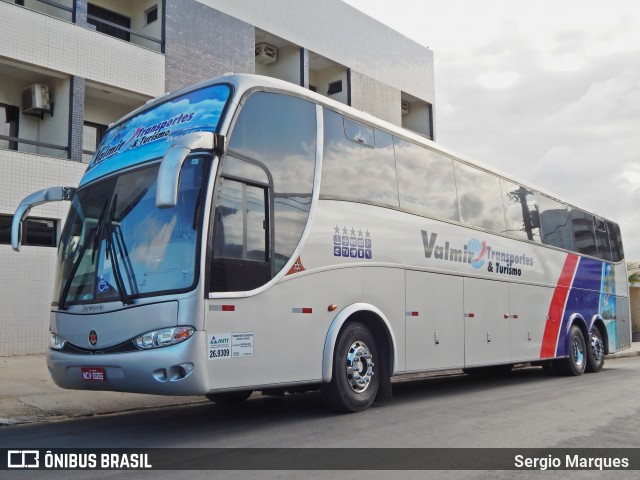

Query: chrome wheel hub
346;341;374;393
591;334;604;363
571;337;584;367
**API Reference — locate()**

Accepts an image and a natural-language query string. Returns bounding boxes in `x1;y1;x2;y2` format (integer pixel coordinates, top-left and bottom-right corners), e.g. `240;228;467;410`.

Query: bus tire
586;326;605;373
205;390;252;406
558;325;586;376
322;322;380;413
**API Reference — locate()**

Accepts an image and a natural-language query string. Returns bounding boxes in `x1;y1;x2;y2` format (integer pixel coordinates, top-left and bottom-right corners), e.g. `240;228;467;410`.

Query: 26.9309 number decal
210;348;230;359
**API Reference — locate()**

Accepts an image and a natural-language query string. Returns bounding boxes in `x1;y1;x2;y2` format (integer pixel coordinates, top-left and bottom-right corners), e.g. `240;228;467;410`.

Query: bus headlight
50;333;66;350
134;326;195;350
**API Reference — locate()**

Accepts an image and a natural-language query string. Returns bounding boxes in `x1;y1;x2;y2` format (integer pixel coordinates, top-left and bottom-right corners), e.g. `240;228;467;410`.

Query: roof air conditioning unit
255;43;278;65
22;84;52;117
401;100;410;116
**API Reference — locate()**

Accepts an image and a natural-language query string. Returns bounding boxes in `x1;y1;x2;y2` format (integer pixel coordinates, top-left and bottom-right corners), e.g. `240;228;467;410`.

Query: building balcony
0;0;165;97
0;59;147;161
8;0;164;52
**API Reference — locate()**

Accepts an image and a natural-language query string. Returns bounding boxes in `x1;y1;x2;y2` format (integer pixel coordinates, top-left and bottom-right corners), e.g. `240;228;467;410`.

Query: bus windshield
54;158;208;306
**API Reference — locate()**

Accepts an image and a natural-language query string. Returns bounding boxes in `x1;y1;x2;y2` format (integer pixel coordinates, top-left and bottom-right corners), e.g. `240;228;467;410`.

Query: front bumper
47;331;209;395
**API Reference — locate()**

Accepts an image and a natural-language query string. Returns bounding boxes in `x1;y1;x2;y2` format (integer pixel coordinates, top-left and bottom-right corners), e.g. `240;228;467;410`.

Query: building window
0;214;58;247
87;3;131;42
0;102;20;151
327;80;343;95
145;5;158;24
83;122;107;163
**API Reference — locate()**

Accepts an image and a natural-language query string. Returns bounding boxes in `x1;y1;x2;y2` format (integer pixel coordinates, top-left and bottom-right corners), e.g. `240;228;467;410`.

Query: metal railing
12;0;73;19
0;134;69;155
33;0;72;13
12;0;164;53
87;14;163;52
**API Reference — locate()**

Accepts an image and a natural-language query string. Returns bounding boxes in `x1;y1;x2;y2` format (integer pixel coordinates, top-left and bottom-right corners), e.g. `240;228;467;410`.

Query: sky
344;0;640;260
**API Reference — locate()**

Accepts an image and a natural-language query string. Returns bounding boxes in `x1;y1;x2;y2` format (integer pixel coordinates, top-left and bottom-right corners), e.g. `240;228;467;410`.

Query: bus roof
85;73;614;222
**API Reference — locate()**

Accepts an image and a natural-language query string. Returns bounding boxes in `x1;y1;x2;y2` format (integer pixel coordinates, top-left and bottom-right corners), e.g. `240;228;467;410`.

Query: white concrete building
0;0;434;356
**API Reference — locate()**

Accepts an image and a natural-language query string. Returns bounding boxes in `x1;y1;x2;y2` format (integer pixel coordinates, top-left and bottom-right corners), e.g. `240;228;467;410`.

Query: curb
606;350;640;360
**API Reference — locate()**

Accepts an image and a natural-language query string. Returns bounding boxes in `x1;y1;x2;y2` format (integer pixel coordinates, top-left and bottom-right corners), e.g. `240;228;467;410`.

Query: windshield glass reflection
55;158;207;306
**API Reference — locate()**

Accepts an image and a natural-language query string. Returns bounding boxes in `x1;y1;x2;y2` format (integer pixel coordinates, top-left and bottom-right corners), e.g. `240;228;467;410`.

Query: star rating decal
332;226;373;260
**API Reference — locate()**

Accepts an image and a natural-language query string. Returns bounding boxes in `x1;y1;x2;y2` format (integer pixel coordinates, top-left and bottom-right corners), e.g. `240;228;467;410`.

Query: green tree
629;262;640;284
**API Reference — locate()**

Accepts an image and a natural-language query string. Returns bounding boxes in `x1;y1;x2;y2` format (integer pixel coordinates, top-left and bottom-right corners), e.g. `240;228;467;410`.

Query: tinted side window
538;195;574;251
228;92;316;274
500;180;540;242
570;209;597;257
453;162;505;232
607;221;624;262
594;217;612;261
229;92;316;193
395;137;459;221
344;118;375;146
321;109;399;207
213;179;267;262
220;156;269;184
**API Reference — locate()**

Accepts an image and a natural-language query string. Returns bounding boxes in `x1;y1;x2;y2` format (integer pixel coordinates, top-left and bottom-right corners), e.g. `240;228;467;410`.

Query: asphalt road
1;357;639;479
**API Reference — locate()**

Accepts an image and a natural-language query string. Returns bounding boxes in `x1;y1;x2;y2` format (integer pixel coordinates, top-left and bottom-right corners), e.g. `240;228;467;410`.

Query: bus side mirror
156;131;224;208
12;186;76;252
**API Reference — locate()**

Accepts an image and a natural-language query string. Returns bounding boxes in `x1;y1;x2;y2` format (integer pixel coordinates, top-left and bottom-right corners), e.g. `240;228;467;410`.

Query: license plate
81;367;106;382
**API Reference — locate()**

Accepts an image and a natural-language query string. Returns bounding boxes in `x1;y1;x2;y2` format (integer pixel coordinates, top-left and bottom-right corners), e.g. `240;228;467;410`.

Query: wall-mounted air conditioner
255;43;278;64
401;100;410;116
22;84;52;117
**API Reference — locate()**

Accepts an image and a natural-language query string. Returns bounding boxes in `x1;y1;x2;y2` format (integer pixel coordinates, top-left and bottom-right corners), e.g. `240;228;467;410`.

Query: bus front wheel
558;325;587;376
322;322;380;413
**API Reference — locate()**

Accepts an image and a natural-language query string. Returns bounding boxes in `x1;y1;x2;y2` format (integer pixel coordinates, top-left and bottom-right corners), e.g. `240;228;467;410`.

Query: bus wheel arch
322;304;396;410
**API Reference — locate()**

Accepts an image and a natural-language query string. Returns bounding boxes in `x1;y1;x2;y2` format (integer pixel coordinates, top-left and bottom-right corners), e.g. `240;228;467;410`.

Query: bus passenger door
463;278;510;366
405;271;464;371
509;283;551;362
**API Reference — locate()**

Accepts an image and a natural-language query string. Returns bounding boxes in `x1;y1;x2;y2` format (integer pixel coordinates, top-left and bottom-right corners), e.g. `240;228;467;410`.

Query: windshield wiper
112;224;139;295
58;197;111;309
104;195;134;306
58;226;97;310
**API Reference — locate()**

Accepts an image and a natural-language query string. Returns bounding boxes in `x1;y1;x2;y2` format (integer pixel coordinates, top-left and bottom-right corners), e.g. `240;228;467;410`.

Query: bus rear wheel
322;322;380;413
586;327;605;373
206;390;253;406
558;325;586;376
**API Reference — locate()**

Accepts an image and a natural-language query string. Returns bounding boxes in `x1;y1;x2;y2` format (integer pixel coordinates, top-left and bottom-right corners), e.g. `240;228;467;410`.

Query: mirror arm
12;186;76;252
156;132;224;208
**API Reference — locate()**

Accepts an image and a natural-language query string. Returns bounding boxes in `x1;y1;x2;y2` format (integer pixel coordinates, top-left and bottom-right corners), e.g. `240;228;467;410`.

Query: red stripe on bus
221;305;235;312
539;254;579;358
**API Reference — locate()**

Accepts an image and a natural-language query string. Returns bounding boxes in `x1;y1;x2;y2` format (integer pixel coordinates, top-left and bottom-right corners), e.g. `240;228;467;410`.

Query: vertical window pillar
300;48;309;89
346;69;352;106
68;76;85;162
73;0;88;27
